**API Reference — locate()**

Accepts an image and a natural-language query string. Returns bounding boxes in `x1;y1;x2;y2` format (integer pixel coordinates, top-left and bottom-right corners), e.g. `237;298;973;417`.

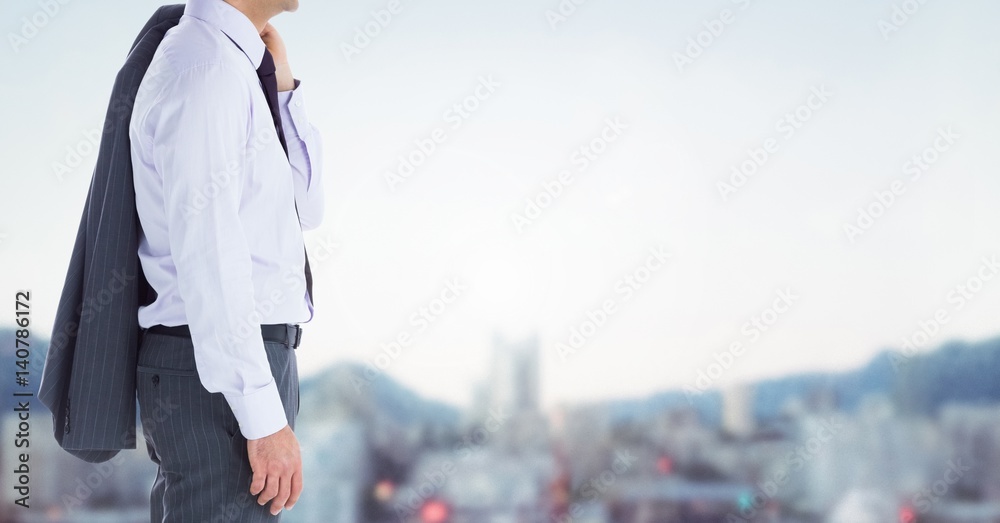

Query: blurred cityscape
5;329;1000;523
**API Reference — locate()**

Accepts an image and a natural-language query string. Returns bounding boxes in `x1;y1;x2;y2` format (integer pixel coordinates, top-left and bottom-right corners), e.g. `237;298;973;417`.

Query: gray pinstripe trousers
136;330;299;522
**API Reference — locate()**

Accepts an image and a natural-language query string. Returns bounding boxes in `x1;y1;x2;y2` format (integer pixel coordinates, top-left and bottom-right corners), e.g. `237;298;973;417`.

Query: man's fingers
257;473;280;506
270;474;292;515
249;467;266;496
245;426;300;513
286;469;303;509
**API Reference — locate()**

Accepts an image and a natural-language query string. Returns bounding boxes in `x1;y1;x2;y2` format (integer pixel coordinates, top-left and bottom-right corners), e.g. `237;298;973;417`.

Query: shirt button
294;100;302;107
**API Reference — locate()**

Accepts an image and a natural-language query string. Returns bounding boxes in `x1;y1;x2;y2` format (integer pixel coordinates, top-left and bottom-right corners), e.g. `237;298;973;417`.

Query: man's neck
223;0;276;33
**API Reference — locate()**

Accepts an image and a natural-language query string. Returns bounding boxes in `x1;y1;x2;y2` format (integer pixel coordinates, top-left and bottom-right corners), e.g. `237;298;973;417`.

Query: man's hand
247;424;303;515
259;23;295;92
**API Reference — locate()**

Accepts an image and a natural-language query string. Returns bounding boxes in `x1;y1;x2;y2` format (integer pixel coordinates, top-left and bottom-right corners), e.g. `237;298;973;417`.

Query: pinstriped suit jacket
38;4;184;463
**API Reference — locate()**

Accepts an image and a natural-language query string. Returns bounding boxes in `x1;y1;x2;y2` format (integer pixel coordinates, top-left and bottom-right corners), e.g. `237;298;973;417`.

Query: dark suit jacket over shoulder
38;4;184;463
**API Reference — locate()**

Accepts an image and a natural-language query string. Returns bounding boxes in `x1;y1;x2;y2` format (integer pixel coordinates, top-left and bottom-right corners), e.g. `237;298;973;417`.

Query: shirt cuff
277;78;311;140
224;378;288;440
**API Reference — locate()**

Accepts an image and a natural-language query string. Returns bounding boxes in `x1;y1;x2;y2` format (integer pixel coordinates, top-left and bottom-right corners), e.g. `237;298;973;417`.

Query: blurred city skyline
1;0;999;415
7;328;1000;521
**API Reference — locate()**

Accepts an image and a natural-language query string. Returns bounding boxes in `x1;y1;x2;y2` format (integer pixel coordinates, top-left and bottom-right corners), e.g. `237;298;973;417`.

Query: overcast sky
2;0;999;409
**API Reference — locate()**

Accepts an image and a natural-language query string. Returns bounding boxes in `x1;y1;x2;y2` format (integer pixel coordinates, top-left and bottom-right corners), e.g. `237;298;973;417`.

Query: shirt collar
184;0;265;69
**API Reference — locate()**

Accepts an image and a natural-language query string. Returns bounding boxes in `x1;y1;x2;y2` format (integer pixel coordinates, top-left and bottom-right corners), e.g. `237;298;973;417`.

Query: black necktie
254;46;314;304
255;49;289;158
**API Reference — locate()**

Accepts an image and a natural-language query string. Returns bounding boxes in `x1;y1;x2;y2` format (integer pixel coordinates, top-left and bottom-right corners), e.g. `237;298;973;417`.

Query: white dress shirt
129;0;324;440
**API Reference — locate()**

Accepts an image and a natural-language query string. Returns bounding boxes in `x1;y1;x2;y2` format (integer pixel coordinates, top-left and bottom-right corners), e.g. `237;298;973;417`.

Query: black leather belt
145;323;302;349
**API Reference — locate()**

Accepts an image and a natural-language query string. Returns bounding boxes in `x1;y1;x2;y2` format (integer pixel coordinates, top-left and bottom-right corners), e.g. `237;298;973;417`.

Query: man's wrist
224;378;288;440
275;62;295;92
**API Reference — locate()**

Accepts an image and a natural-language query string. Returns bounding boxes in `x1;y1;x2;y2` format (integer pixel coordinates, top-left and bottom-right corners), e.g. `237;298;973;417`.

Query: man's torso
128;13;310;329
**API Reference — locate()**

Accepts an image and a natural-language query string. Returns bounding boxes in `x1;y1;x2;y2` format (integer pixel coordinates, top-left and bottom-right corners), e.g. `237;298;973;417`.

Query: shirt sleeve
277;79;325;231
150;63;288;440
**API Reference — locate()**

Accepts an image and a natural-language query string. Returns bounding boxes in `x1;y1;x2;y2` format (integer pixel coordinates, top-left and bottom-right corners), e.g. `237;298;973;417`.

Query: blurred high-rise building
722;383;755;437
487;331;540;413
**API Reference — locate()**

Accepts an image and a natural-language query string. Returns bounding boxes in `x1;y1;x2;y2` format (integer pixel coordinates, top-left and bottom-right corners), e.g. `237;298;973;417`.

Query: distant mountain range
607;335;1000;427
5;327;1000;430
0;328;459;430
298;361;460;427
